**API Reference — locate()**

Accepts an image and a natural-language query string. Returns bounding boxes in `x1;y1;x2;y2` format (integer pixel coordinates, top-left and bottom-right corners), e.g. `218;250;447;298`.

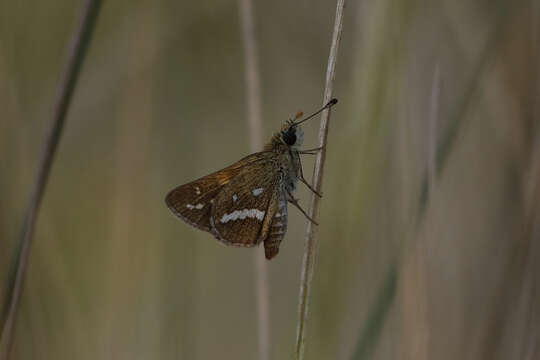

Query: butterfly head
265;98;338;151
279;122;304;148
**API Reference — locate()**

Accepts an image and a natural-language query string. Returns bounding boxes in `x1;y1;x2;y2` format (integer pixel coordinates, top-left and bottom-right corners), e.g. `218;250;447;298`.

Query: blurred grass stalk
295;0;346;359
237;0;270;359
352;1;527;359
397;64;440;360
0;0;103;358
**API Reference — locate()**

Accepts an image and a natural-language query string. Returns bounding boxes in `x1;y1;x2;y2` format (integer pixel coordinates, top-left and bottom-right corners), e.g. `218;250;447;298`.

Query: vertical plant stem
239;0;263;150
427;64;440;197
295;0;346;359
400;64;441;360
238;1;270;359
0;0;102;358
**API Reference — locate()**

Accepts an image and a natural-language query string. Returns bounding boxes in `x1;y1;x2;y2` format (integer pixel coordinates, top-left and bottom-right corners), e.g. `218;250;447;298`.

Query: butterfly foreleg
286;189;318;225
298;146;324;155
297;158;322;198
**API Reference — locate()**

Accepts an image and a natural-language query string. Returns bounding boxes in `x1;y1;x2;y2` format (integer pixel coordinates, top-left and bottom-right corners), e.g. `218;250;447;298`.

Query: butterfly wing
165;152;272;236
210;155;283;249
165;173;229;234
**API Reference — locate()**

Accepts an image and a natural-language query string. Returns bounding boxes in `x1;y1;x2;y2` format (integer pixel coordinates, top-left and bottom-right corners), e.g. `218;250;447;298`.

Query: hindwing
210;156;281;247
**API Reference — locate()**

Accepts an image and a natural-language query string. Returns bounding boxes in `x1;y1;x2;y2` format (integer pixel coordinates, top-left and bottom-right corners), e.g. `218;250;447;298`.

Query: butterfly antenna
292;98;338;127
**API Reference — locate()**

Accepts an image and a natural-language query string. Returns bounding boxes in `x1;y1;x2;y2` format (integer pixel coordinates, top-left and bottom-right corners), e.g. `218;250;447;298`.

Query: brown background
1;0;539;359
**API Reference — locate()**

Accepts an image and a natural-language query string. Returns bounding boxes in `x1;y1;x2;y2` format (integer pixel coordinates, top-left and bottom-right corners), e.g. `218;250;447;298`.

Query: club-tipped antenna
292;98;338;127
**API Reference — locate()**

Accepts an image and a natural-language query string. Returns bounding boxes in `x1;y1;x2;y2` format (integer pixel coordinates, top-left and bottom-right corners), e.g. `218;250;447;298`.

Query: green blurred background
1;0;539;359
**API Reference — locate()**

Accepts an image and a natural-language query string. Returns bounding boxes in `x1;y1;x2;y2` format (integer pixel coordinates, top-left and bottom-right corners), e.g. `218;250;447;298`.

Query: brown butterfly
165;98;338;260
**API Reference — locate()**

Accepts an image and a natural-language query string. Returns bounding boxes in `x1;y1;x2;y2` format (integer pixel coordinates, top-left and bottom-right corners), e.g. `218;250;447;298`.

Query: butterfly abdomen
263;194;288;259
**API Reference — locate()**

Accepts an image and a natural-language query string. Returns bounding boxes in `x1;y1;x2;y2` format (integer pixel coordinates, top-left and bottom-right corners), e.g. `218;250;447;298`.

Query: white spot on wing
220;209;265;223
195;203;204;210
275;212;281;218
232;194;238;202
186;204;194;210
252;188;264;196
195;186;201;195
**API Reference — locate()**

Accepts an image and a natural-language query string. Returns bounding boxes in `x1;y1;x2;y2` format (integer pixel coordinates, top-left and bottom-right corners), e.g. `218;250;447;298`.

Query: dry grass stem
295;0;346;358
0;0;103;358
238;0;270;359
399;64;441;360
428;64;440;196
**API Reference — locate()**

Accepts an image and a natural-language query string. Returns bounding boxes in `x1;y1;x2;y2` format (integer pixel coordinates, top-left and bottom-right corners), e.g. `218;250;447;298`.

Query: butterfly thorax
280;148;301;195
264;123;304;195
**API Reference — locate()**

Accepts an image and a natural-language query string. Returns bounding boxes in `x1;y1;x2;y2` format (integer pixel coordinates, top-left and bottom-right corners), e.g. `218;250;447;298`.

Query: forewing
165;152;272;235
165;174;227;234
210;158;280;247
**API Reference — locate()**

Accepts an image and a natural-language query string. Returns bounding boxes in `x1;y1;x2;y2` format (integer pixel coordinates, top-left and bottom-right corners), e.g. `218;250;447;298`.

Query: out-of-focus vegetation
1;0;539;359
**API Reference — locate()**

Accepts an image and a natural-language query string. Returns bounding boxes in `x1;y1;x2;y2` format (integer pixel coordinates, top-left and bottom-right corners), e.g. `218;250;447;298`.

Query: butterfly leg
298;146;324;155
302;146;325;152
297;160;322;198
286;189;319;225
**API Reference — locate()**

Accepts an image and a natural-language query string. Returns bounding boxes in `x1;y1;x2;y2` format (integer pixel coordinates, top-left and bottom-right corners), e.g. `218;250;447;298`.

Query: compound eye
282;128;297;146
